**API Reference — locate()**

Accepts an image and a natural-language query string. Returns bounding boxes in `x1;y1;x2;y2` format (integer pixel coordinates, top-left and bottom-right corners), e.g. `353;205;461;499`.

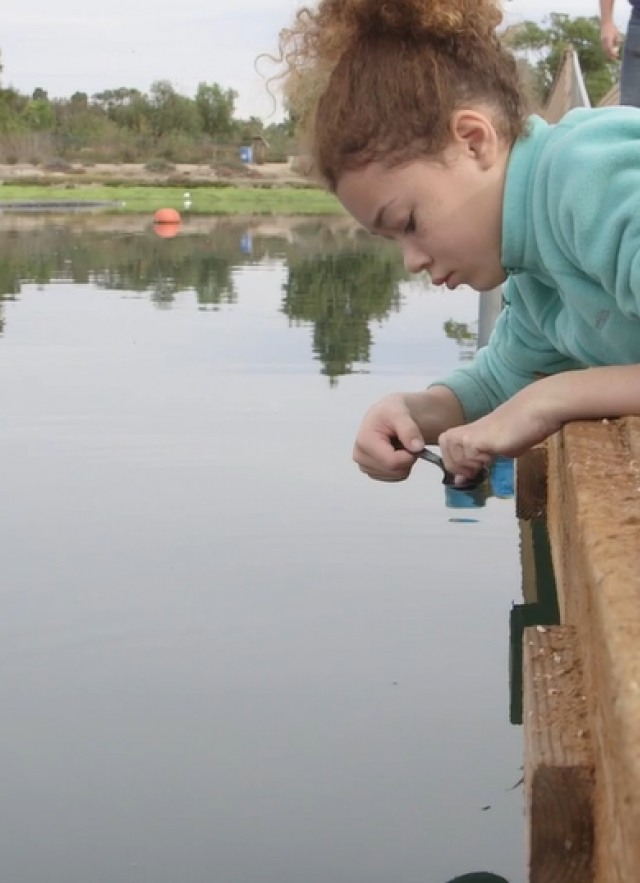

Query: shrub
143;158;176;174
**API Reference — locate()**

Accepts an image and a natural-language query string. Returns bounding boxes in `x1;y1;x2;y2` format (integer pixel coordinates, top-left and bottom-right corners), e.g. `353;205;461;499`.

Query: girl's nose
402;242;431;275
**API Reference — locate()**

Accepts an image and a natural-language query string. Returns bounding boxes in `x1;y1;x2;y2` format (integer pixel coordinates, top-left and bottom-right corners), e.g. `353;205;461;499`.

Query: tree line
0;53;293;165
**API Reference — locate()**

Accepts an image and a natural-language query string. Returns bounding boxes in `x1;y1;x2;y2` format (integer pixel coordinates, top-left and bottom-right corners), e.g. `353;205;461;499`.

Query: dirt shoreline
0;160;311;189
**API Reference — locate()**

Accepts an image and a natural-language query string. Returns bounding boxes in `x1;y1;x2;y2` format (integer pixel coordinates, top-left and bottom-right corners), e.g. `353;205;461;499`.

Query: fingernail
409;439;423;452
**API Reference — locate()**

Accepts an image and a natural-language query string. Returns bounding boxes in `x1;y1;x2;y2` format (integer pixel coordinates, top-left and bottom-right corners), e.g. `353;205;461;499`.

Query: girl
276;0;640;486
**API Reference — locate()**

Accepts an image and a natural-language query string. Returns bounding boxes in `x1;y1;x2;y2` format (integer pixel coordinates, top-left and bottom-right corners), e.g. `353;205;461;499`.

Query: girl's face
335;110;509;292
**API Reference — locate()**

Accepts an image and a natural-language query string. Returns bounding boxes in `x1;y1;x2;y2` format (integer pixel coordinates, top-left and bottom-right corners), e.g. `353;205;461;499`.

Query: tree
71;91;88;107
22;96;55;130
505;14;620;105
0;86;27;132
195;83;237;139
92;87;152;134
148;80;201;138
53;92;110;140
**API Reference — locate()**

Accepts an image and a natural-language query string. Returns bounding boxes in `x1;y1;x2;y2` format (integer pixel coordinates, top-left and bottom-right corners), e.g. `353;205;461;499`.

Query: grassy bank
0;184;344;216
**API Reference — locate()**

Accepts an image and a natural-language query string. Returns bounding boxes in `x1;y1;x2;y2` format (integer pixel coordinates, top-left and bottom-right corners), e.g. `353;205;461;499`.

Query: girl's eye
404;212;416;235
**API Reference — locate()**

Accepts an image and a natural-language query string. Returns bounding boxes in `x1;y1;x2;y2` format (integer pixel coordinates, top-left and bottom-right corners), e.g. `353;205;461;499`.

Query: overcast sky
0;0;629;119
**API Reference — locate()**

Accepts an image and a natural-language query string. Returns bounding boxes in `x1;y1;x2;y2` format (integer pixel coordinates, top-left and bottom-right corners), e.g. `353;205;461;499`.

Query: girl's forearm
405;386;466;444
536;365;640;424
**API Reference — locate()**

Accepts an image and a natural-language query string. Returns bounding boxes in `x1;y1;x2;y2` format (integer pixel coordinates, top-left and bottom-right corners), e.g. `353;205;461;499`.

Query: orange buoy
154;207;181;225
153;221;181;239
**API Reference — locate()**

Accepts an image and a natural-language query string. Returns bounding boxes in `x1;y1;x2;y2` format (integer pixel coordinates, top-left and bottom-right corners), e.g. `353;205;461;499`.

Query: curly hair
274;0;528;189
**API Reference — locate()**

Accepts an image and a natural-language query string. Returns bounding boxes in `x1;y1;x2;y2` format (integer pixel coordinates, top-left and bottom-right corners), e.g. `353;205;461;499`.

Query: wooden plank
547;419;640;883
519;520;538;605
518;517;560;615
524;625;594;882
545;432;573;624
516;444;548;521
512;519;561;727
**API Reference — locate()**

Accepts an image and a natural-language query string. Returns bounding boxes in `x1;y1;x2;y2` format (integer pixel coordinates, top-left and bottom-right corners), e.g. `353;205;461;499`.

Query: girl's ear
450;110;500;170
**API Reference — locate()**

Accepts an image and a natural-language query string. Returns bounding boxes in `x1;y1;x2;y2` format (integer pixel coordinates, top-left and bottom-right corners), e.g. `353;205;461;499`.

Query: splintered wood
524;626;593;882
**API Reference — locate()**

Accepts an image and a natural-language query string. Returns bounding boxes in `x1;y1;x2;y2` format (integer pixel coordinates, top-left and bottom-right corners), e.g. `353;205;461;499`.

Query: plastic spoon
391;437;488;491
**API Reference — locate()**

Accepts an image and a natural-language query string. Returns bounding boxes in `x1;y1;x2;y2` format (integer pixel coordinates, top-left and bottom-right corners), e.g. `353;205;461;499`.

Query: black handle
390;436;488;491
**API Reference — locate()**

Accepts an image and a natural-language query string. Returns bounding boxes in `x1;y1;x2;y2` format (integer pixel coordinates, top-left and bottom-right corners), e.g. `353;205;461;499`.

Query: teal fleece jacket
432;106;640;422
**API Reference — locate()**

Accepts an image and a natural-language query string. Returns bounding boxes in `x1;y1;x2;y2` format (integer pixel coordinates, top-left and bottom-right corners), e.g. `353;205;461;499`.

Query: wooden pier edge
523;625;593;882
517;417;640;883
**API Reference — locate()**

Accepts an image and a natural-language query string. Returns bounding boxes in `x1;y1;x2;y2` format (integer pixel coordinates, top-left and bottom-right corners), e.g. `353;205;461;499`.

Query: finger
453;461;487;485
354;430;417;468
354;442;415;476
356;455;414;480
440;433;490;477
390;415;424;454
357;462;411;483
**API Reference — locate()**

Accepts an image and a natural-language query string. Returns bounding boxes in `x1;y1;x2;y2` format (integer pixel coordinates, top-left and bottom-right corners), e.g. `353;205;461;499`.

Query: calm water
0;215;524;883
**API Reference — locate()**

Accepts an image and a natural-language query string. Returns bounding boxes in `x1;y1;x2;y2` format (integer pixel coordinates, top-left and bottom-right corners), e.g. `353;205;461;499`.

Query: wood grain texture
516;444;548;521
546;418;640;883
524;625;594;883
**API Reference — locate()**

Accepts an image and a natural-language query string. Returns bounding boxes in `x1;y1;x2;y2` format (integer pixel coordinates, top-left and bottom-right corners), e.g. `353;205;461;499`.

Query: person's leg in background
621;11;640;106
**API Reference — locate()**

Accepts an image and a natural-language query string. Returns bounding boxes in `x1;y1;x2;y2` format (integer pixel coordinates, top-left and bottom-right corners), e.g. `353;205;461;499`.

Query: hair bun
342;0;503;42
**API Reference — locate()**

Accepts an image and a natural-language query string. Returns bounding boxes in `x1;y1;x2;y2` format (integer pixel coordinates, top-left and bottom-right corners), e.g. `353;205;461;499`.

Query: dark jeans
621;9;640;107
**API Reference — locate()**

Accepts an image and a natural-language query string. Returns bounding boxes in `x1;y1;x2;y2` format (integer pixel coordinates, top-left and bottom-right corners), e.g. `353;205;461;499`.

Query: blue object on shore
239;146;253;163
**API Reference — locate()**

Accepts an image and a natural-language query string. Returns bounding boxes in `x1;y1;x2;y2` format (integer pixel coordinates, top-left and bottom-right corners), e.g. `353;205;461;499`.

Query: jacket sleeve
430;278;583;422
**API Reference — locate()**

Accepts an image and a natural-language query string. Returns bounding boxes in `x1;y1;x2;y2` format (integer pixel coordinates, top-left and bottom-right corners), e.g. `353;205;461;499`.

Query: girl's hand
438;393;561;482
353;387;467;482
353;394;425;482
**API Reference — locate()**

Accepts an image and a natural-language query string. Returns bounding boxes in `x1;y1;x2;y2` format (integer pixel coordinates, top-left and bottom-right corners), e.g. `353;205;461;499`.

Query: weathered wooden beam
519;520;538;605
524;625;594;882
545;432;574;624
516;444;548;521
546;417;640;883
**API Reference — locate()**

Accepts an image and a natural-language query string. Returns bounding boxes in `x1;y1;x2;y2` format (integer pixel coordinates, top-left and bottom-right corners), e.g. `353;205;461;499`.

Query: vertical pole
477;287;503;349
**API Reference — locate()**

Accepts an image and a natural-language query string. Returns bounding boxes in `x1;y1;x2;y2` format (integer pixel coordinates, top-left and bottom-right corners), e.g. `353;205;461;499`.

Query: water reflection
283;251;404;383
0;216;407;383
0;215;525;882
443;319;479;362
444;457;515;513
